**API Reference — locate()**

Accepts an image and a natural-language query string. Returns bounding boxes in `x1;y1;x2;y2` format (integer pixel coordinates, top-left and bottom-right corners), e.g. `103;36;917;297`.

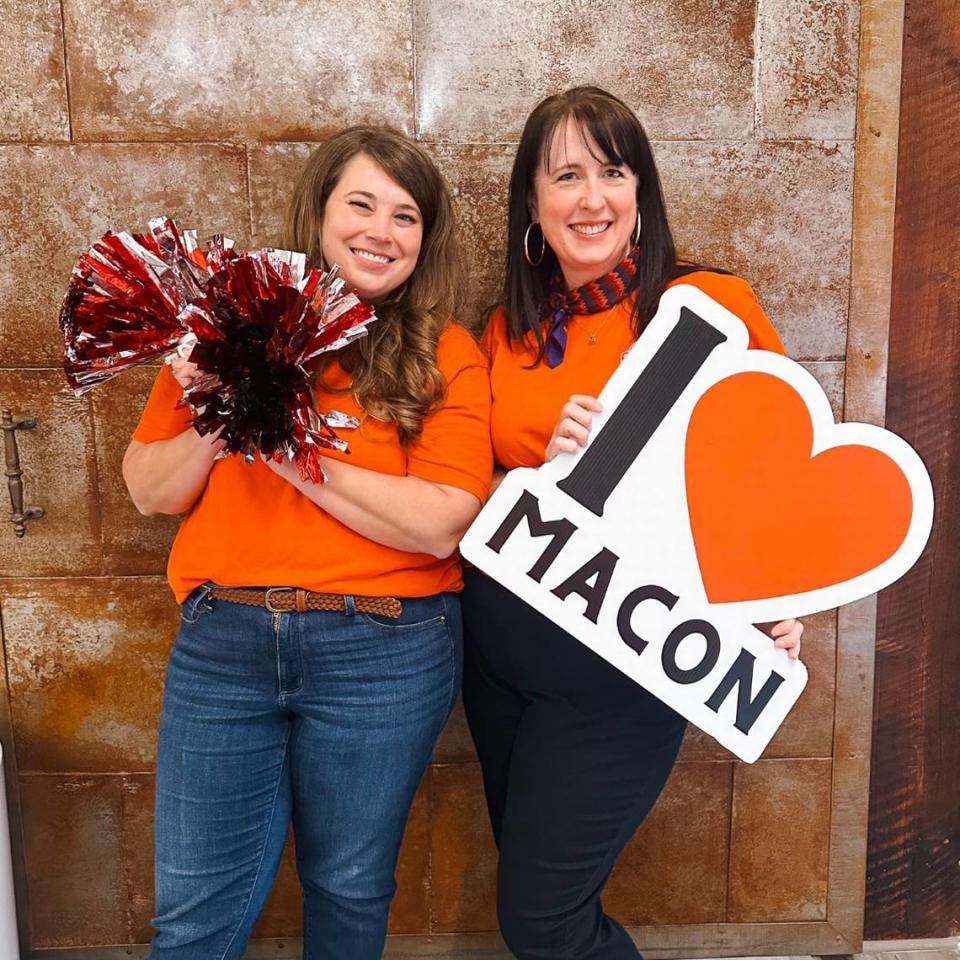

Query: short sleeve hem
131;365;193;443
406;462;490;502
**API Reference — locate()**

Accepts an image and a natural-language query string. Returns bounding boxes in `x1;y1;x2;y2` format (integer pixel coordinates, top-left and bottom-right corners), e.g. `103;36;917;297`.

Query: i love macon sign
460;285;933;762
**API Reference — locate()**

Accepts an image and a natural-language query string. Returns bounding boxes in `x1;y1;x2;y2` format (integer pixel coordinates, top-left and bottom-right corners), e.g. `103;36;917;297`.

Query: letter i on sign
558;307;726;514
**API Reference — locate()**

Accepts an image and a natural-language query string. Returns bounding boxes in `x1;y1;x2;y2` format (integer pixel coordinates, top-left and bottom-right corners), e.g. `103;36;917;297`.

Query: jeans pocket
358;594;450;631
362;594;462;719
179;582;215;624
359;611;448;630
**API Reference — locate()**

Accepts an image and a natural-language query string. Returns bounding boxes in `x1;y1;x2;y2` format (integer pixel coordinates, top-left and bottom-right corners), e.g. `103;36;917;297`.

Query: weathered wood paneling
866;0;960;939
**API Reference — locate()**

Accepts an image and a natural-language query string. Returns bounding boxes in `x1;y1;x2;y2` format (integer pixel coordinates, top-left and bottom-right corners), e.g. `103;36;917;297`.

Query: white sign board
461;285;934;762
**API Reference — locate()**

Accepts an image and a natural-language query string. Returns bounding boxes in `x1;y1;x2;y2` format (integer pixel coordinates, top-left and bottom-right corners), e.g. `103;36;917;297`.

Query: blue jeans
151;585;462;960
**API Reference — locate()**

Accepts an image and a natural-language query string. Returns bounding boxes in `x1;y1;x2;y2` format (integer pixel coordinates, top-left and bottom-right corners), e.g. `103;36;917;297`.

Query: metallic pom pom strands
60;216;377;481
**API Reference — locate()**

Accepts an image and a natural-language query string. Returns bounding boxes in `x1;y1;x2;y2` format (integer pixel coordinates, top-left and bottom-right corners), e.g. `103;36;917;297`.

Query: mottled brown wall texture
0;0;871;953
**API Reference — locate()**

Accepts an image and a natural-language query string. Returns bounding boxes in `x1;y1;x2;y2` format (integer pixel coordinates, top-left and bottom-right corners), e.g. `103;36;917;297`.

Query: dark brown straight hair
284;126;464;444
503;86;718;364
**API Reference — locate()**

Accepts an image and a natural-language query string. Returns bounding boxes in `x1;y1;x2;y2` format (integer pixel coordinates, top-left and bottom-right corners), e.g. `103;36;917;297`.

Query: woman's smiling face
320;152;424;301
530;117;638;290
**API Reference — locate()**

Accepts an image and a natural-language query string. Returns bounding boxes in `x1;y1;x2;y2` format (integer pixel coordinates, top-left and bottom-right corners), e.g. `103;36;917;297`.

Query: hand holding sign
461;285;933;762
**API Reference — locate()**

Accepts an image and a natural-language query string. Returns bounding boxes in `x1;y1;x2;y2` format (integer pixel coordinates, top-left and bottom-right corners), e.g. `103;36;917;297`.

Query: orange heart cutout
685;372;913;604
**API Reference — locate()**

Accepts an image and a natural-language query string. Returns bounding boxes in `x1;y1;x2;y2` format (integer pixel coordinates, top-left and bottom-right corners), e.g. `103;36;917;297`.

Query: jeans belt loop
343;594;357;617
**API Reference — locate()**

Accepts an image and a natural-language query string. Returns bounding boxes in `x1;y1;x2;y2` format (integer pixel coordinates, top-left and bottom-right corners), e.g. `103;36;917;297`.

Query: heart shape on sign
685;371;914;604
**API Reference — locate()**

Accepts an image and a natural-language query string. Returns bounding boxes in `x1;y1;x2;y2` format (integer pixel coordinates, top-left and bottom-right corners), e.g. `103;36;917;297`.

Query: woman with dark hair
461;87;803;960
123;126;492;959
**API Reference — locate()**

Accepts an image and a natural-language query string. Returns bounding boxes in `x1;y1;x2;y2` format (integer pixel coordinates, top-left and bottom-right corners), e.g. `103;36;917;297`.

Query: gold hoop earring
632;213;642;248
524;223;545;267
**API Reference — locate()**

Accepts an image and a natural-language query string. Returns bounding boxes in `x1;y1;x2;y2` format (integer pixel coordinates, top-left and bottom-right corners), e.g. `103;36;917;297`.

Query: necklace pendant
589;335;597;344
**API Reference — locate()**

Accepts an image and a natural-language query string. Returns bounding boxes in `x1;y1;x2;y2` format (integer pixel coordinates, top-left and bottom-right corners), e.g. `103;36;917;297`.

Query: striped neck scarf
540;250;640;368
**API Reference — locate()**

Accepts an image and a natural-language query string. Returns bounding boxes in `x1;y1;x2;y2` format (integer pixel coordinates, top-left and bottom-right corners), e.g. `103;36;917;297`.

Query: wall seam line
752;0;764;140
58;0;74;142
410;0;418;139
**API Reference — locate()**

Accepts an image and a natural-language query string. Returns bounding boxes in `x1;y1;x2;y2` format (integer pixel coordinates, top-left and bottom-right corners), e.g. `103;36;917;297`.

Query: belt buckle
264;587;294;613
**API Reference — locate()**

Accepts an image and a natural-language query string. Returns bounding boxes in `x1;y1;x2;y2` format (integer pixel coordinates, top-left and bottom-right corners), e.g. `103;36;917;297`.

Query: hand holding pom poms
60;217;376;481
179;253;375;482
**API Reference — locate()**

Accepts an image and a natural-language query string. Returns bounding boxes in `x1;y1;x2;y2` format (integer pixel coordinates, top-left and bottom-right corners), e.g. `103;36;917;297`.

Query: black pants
461;570;687;960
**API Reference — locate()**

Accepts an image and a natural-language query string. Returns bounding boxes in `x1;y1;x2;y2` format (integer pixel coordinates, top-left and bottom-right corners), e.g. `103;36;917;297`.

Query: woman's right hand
545;395;603;462
169;357;200;390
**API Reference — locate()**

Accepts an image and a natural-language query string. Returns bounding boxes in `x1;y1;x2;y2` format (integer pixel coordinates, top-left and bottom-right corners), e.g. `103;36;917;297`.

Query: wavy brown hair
284;126;464;445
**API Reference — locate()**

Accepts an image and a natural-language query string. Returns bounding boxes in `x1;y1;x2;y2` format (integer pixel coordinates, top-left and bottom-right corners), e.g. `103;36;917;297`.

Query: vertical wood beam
866;0;960;939
834;0;907;947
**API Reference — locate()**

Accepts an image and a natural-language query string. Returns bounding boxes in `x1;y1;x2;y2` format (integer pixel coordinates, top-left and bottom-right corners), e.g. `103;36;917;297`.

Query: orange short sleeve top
482;271;785;469
133;324;493;602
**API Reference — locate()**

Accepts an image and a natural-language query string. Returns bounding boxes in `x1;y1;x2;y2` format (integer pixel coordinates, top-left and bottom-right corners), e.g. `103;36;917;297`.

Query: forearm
268;456;482;559
122;429;225;516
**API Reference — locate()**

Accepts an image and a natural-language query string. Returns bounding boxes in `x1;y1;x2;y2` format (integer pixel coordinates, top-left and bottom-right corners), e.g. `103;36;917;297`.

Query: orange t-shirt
482;271;785;469
133;324;493;602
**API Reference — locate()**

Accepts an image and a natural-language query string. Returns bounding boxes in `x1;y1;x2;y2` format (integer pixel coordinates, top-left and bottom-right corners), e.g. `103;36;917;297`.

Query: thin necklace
569;312;615;345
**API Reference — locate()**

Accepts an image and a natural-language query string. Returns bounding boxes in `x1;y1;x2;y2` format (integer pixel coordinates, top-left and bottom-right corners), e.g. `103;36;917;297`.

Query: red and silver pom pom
60;217;376;480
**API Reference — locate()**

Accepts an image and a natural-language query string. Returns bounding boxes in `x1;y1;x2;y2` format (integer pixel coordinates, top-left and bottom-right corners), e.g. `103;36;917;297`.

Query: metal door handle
1;409;44;537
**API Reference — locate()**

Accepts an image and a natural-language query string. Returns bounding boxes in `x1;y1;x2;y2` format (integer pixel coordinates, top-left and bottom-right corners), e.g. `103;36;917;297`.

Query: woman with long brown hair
461;87;803;960
123;126;492;959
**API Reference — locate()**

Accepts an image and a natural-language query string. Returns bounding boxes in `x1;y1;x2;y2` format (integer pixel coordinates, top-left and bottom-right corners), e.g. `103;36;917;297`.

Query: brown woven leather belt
208;587;402;618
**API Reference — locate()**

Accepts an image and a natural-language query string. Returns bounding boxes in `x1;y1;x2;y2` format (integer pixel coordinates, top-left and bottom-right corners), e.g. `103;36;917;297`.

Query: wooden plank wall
865;0;960;940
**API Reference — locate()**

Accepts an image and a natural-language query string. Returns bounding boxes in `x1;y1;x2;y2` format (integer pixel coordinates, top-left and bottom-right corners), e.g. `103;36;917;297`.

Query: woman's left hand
545;395;603;462
758;618;804;660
